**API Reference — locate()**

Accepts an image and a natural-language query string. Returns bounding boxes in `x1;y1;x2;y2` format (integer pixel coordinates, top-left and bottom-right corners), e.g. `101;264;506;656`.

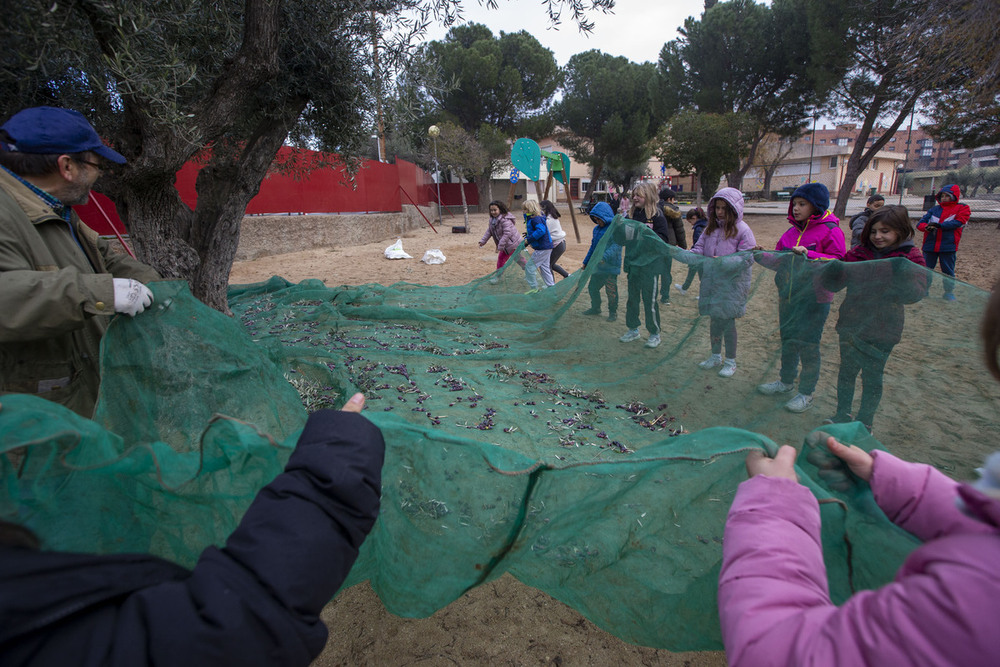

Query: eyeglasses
73;157;105;175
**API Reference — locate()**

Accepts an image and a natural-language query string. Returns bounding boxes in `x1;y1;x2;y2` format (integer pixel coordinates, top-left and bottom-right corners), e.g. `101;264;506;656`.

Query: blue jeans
923;251;956;295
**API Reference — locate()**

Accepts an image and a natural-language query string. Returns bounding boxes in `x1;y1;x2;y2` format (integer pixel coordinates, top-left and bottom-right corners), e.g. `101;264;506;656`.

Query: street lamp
428;125;442;227
807;114;818;183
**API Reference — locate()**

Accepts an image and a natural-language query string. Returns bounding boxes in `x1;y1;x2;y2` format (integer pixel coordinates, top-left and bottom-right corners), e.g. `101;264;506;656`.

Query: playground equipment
509;138;581;242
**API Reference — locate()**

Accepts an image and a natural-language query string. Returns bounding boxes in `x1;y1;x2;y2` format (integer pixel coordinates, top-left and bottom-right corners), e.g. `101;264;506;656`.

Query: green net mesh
2;217;996;650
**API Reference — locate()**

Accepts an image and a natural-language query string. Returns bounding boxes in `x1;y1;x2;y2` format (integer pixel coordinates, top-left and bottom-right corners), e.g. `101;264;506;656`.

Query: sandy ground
230;208;1000;667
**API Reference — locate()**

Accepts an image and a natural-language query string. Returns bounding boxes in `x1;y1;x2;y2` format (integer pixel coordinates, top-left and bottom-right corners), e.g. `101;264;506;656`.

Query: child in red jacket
917;184;970;301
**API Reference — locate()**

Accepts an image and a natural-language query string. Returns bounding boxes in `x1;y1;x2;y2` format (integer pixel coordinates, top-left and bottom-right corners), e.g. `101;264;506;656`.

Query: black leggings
550;240;568;278
710;317;737;358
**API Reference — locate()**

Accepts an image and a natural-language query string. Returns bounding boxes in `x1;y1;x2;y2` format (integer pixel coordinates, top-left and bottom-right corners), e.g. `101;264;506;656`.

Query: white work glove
112;278;154;316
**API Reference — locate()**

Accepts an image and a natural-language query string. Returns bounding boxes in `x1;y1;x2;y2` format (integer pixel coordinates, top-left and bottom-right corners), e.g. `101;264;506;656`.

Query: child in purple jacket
819;205;927;433
687;188;756;378
719;284;1000;665
756;183;846;413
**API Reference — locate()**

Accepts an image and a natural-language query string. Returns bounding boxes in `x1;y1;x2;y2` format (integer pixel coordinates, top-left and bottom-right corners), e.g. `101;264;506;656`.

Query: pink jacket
758;210;846;303
479;212;520;255
720;451;1000;667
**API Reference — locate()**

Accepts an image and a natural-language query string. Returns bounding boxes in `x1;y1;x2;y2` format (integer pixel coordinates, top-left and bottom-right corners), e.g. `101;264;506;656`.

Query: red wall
173;148;443;214
78;149;448;233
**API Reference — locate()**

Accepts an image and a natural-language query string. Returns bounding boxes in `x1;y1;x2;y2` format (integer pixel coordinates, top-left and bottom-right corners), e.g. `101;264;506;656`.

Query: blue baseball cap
1;106;126;164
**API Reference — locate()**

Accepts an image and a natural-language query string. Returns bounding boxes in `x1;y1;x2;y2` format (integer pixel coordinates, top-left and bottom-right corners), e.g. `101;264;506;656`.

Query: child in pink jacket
719;283;1000;666
479;200;521;270
755;183;846;413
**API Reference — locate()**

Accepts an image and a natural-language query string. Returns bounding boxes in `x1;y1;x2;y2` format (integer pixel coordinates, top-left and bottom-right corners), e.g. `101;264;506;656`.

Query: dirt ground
229;208;1000;667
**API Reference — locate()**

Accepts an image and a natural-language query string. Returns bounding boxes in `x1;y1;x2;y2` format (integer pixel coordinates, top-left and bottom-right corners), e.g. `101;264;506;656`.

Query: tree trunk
762;168;775;199
459;172;470;228
79;0;291;314
833;87;922;219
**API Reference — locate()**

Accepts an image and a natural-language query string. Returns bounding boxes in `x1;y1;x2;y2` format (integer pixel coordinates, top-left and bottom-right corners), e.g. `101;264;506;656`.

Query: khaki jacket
0;169;160;417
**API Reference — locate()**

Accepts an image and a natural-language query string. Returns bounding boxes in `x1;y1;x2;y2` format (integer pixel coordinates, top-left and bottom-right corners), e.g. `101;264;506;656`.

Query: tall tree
823;0;942;218
753;133;798;197
0;0;604;312
419;23;560;207
656;111;753;202
555;50;664;186
431;122;488;228
659;0;851;189
903;0;1000;147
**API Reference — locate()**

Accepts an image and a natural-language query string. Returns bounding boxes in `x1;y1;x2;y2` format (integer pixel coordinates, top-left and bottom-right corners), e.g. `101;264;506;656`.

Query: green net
2;217;997;650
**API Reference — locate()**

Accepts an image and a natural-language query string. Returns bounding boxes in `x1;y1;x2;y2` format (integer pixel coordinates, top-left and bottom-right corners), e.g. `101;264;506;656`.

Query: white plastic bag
421;249;446;265
384;238;412;260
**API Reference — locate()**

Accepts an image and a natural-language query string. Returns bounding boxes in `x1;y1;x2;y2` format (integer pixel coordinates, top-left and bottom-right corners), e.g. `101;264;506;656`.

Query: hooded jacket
0;408;385;667
820;240;927;345
917;184;970;253
756;198;846;304
656;191;687;249
479;211;520;256
524;214;553;250
0;168;161;418
720;450;1000;667
582;202;622;275
688;188;757;319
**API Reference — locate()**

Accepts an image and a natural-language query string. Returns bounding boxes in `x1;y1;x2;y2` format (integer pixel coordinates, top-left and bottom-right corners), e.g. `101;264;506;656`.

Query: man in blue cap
0;106;161;418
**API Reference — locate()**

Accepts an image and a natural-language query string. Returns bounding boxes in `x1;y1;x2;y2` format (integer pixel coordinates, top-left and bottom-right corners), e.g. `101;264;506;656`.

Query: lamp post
807;113;818;183
428;125;442;227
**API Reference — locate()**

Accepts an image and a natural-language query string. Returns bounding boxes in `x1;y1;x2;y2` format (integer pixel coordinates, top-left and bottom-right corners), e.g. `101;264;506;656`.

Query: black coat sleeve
115;410;385;666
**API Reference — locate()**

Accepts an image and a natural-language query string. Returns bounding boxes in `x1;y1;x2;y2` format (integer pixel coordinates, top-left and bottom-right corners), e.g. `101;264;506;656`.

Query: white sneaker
674;284;687;295
757;380;795;395
718;359;737;377
619;329;641;343
645;334;661;348
785;393;814;413
698;354;723;369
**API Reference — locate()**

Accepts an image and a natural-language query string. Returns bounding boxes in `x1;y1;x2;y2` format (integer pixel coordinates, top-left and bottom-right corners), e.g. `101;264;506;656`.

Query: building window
820;139;826;144
921;148;933;157
829;156;838;168
872;159;879;170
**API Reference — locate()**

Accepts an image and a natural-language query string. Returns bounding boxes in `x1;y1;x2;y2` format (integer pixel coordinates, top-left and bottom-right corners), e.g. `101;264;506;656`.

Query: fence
76;148;449;234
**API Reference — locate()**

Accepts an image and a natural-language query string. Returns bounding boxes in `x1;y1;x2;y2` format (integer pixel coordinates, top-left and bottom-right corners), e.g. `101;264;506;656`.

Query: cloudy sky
420;0;708;66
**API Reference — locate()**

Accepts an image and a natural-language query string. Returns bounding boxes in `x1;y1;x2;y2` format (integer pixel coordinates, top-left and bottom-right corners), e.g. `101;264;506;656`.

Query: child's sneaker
607;312;617;322
524;288;539;295
645;334;661;348
718;359;737;377
582;307;601;316
674;284;686;295
698;354;723;369
619;328;641;343
944;293;957;301
785;393;813;413
757;380;795;395
822;413;853;425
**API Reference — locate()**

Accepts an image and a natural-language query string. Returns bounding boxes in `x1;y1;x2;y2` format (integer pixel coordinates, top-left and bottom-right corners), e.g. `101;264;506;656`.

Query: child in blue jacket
521;199;554;292
581;201;622;321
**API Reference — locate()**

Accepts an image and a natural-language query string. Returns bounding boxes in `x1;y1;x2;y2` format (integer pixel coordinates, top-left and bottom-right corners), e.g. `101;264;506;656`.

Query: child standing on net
540;199;569;279
616;181;672;349
581;201;622;321
688;188;756;378
719;280;1000;666
521;199;554;292
675;207;707;295
756;183;846;413
819;205;927;433
479;200;521;270
917;184;970;301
